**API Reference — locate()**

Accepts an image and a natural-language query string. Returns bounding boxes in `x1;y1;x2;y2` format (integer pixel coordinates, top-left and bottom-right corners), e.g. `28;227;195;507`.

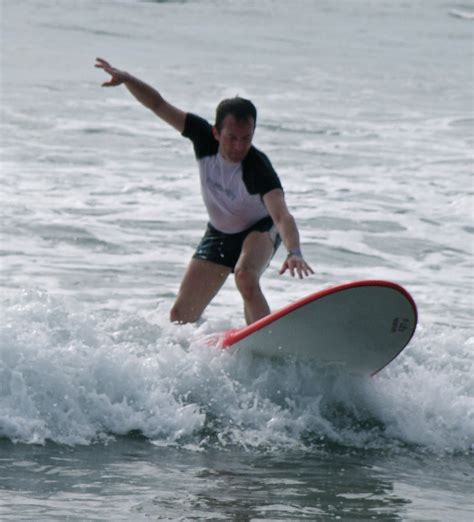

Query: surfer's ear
212;126;220;141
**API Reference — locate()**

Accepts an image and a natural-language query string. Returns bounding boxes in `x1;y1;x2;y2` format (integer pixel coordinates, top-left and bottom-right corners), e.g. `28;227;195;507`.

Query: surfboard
221;280;417;376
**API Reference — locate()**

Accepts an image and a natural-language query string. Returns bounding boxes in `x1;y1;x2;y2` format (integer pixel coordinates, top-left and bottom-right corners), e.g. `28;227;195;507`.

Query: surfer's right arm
95;58;186;133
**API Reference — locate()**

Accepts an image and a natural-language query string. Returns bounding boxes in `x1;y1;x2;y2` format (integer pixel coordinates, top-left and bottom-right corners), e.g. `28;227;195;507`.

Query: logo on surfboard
391;317;409;333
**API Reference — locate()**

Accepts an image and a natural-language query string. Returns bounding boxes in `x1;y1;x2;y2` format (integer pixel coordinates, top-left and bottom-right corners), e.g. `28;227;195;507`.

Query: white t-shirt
182;113;282;234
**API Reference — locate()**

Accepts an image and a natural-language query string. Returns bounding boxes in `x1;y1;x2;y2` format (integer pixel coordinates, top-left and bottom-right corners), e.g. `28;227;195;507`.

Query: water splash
1;289;472;454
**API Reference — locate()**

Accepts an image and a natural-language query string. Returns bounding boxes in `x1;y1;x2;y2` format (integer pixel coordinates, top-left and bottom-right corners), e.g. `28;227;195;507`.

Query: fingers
298;260;314;278
291;258;313;278
279;258;314;279
95;57;125;87
95;57;111;69
95;58;116;76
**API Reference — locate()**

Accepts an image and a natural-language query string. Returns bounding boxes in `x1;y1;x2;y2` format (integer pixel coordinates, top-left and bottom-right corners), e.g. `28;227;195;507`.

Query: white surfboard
221;280;417;375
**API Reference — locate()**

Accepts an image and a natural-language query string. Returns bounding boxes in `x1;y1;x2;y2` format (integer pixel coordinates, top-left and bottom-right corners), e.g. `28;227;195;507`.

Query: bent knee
234;268;260;300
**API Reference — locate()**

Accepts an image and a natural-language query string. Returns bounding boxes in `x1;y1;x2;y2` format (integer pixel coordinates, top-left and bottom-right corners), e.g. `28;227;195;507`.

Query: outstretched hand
279;254;314;279
95;57;130;87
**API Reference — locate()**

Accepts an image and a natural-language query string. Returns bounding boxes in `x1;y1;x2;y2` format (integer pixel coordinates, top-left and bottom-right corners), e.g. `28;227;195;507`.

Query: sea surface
1;0;473;520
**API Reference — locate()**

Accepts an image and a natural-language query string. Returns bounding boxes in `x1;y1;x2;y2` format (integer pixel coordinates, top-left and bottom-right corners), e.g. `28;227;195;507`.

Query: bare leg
234;231;275;325
170;258;231;323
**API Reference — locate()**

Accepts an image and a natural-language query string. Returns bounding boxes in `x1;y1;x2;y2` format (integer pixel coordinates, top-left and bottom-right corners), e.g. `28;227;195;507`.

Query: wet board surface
221;280;417;376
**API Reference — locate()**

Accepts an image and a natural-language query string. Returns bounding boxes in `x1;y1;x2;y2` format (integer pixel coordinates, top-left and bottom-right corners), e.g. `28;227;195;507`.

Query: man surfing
95;58;313;325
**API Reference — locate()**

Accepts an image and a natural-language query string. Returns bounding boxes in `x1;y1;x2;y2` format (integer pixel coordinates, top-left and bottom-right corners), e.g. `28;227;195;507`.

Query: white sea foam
1;290;472;453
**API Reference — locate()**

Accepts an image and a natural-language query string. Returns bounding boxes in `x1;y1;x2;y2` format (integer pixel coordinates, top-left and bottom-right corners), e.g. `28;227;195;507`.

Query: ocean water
1;0;473;520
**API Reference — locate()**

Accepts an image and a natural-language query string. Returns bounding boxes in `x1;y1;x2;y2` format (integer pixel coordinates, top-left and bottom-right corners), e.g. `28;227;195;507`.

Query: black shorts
193;216;281;272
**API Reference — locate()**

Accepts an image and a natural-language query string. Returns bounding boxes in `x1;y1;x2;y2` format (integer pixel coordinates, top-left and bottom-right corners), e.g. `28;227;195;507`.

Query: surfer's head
213;97;256;163
214;97;257;132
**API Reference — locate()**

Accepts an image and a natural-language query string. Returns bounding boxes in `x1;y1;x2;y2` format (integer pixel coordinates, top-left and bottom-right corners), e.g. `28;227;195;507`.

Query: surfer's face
213;115;255;163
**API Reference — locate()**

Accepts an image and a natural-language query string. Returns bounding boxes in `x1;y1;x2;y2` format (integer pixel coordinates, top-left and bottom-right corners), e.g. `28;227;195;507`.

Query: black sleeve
182;113;218;159
242;147;283;196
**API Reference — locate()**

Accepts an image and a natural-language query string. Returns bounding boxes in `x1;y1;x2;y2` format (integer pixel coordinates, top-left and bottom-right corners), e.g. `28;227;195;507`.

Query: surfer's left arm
263;189;314;279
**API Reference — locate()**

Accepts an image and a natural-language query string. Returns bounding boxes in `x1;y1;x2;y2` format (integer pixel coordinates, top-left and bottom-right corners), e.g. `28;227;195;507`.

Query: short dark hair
215;97;257;131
